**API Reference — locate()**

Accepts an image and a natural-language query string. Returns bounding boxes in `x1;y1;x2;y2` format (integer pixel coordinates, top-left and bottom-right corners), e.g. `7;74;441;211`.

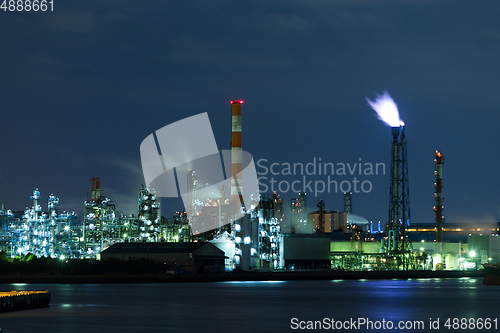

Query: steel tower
387;126;411;261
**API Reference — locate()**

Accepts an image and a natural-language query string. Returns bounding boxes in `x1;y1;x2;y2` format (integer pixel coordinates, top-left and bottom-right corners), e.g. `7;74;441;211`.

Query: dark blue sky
1;1;500;225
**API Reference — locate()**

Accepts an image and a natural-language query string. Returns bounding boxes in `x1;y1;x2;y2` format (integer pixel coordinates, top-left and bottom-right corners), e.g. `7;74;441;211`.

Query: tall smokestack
230;100;247;270
434;150;445;242
230;100;244;205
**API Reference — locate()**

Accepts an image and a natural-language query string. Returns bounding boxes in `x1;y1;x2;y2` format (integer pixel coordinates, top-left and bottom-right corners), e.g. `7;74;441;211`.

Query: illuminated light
420;248;424;251
244;236;251;244
234;224;241;232
235;237;241;244
366;91;404;127
59;255;65;260
469;251;476;258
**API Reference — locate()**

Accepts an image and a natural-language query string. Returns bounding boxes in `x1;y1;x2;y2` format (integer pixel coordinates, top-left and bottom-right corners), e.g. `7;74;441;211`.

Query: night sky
2;1;500;227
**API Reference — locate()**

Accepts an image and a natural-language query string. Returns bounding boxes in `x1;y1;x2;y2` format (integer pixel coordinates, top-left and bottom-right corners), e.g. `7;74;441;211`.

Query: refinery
0;95;499;273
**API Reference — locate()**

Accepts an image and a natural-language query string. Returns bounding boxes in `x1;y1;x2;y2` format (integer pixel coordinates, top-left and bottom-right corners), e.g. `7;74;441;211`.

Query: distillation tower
83;177;120;256
254;192;283;269
3;189;78;259
138;186;161;241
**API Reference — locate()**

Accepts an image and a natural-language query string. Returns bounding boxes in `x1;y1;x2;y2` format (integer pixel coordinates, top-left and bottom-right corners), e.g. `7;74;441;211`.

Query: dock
0;290;50;312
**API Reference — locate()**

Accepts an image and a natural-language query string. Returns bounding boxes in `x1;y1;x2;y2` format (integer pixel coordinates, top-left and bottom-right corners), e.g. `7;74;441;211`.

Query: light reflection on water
0;278;498;333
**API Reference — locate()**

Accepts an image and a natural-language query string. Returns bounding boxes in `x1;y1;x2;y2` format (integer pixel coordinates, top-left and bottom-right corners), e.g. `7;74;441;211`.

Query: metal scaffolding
138;186;161;241
255;192;283;270
0;189;79;259
387;126;412;268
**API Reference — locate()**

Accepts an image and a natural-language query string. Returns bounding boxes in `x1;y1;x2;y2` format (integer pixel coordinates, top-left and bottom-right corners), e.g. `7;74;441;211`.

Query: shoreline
0;270;486;284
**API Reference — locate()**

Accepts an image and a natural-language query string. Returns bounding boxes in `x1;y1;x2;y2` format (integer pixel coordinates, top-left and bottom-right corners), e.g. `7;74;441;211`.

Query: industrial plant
0;95;499;272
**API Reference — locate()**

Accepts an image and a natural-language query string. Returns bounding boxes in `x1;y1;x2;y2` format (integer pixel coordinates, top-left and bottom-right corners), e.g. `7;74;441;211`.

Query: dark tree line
0;252;164;275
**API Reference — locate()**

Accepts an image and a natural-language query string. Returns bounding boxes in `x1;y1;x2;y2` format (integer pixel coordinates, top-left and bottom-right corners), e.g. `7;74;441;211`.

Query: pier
0;290;50;312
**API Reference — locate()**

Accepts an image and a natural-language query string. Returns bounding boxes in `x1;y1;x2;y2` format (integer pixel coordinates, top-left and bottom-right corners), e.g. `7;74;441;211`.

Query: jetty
0;290;50;312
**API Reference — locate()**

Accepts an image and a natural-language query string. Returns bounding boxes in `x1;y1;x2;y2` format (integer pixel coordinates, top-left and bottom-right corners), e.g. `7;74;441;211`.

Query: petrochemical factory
1;96;499;272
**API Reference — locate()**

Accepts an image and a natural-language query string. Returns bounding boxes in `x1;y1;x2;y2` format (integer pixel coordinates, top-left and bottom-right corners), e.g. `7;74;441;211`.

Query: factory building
280;234;330;269
101;242;226;273
309;210;370;235
328;222;500;271
468;235;500;266
309;210;346;233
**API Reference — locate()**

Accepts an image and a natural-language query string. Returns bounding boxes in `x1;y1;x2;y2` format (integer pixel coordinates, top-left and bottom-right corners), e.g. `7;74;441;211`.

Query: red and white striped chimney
230;100;244;205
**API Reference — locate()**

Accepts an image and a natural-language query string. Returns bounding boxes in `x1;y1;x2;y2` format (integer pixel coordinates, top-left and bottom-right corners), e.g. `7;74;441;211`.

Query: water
0;278;498;332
